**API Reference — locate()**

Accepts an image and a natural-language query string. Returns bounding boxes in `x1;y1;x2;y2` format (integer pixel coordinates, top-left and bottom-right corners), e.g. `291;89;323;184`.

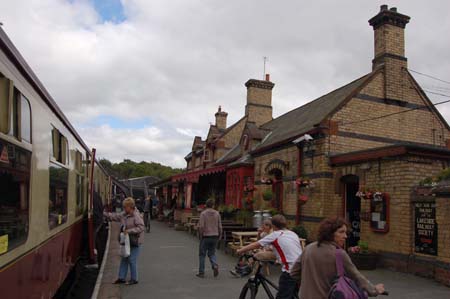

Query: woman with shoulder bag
290;217;385;299
104;197;145;285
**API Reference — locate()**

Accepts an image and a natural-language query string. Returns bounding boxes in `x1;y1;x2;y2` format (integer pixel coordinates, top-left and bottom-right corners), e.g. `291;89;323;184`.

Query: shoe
230;270;239;277
196;273;205;278
213;265;219;277
126;280;138;285
113;278;126;284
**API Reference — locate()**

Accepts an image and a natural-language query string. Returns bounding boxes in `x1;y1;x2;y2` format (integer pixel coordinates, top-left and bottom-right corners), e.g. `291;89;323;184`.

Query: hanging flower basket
295;177;314;188
261;177;273;185
299;194;309;203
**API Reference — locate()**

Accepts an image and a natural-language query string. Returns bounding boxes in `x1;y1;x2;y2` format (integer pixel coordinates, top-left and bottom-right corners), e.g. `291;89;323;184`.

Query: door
344;175;360;247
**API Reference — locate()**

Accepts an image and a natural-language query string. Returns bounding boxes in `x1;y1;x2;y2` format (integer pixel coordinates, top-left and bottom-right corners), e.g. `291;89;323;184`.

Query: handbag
129;233;140;247
328;248;368;299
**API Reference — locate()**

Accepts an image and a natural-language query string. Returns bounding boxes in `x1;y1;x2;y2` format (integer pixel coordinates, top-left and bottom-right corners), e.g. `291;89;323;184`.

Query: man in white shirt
237;215;302;299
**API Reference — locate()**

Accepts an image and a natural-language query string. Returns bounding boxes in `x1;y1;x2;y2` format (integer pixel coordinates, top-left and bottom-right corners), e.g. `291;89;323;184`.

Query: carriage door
343;175;360;247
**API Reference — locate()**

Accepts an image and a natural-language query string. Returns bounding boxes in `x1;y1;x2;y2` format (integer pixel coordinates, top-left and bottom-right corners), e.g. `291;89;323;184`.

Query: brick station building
154;6;450;283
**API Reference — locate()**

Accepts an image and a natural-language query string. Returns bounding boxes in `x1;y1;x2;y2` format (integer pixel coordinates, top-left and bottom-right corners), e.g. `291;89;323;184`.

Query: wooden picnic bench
184;216;200;235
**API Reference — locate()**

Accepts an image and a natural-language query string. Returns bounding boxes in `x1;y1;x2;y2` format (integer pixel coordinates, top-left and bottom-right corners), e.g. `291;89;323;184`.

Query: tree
99;158;183;180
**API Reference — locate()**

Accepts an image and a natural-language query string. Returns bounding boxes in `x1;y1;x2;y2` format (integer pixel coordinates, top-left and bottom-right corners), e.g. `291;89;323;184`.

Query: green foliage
266;208;279;216
236;209;253;227
437;168;450;181
218;204;236;214
262;189;273;201
99;158;183;180
358;240;369;253
291;225;308;239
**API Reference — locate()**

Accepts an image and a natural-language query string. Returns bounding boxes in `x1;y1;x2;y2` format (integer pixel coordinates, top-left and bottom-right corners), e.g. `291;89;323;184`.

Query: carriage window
52;127;68;165
0;75;13;134
75;150;85;216
48;163;68;229
20;95;31;143
0;139;30;255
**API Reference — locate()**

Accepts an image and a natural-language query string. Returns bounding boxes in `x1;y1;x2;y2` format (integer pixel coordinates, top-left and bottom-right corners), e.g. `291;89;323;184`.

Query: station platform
93;221;450;299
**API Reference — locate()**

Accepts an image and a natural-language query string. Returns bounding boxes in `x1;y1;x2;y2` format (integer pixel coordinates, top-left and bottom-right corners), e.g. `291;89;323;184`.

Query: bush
358;240;369;254
292;225;308;239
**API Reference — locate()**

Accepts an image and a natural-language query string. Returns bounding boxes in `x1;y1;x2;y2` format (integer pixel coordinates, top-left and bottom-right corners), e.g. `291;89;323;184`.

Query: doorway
342;175;360;247
270;168;283;213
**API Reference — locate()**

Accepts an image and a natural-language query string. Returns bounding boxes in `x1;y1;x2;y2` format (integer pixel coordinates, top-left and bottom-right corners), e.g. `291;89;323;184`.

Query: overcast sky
1;0;449;168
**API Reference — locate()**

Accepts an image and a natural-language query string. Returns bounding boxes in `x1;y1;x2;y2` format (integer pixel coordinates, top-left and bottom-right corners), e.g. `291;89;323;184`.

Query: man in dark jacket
196;199;222;278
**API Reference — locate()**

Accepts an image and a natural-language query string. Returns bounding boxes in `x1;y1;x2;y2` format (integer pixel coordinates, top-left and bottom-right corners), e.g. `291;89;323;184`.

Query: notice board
414;202;438;255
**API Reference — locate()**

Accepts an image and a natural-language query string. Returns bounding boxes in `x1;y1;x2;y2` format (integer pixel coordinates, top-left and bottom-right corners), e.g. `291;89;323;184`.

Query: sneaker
196;273;205;278
113;279;126;284
126;280;138;285
213;265;219;277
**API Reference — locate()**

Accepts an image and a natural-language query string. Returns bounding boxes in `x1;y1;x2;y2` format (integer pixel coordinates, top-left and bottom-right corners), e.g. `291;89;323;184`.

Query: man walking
237;215;302;299
196;199;222;278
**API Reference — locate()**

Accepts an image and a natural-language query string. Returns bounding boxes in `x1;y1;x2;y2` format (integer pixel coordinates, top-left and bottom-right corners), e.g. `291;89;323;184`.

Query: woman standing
104;197;144;285
291;217;385;298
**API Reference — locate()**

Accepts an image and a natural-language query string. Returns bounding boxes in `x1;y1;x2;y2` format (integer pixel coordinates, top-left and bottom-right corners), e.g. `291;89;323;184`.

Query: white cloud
1;0;450;168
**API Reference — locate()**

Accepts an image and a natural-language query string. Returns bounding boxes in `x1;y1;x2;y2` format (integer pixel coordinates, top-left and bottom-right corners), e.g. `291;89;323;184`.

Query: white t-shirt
258;229;302;273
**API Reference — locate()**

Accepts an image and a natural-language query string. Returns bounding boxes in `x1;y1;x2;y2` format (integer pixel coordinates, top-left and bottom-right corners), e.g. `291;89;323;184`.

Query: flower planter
349;252;378;270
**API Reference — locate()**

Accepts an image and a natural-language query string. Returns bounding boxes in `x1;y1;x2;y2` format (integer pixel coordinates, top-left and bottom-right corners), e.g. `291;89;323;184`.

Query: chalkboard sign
414;202;438;255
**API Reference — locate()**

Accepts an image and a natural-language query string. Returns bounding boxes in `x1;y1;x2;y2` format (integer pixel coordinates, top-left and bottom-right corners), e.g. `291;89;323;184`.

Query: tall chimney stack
215;106;228;130
369;5;410;99
244;75;274;127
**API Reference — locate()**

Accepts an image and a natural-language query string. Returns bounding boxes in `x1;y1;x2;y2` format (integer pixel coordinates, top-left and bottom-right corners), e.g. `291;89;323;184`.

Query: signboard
414;202;438;255
0;235;8;254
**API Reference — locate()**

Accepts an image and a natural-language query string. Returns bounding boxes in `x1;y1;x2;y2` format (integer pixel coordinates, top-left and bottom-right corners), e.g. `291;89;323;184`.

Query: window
204;150;210;162
0;139;31;255
48;163;69;229
75;150;85;216
52;127;68;165
20;95;31;143
0;80;32;143
0;75;13;134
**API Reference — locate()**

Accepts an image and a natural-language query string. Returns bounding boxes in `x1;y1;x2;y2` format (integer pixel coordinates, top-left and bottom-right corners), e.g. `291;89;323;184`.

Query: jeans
198;236;218;274
119;245;140;281
276;272;299;299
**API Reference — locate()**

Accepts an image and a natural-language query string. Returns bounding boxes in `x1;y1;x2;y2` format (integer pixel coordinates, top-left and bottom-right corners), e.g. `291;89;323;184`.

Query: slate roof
215;144;242;164
254;73;373;152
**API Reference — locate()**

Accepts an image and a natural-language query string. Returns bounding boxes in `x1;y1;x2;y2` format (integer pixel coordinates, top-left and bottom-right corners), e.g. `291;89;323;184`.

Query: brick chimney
244;74;274;127
215;106;228;130
369;5;410;99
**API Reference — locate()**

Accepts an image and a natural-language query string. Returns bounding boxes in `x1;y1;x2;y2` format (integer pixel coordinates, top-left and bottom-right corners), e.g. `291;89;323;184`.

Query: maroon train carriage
0;27;115;299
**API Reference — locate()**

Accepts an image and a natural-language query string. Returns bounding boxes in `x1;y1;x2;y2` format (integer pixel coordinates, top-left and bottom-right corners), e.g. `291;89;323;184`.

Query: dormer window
204;150;211;162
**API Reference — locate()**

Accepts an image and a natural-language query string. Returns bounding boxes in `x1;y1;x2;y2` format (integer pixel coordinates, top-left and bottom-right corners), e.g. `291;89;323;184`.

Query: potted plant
348;241;378;270
262;189;273;201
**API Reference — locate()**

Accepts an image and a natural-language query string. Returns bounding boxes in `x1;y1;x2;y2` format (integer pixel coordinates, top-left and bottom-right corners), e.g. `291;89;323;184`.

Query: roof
215;143;241;164
253;73;372;152
330;143;450;166
228;154;254;168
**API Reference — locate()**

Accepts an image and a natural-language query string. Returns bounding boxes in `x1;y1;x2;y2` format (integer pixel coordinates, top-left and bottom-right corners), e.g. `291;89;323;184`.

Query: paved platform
97;221;449;299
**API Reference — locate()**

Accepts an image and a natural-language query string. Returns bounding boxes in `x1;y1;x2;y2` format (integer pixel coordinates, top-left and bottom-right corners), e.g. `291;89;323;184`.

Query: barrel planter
349;252;378;270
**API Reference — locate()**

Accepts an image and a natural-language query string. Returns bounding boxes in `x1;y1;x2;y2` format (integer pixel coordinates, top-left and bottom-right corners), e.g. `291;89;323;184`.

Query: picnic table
185;216;200;235
227;231;259;254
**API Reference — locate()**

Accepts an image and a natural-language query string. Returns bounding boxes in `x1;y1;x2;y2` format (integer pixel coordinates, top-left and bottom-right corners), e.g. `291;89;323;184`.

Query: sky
1;0;449;168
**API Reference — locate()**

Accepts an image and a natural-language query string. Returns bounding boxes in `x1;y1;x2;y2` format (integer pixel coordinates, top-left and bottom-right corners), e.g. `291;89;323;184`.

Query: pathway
100;221;449;299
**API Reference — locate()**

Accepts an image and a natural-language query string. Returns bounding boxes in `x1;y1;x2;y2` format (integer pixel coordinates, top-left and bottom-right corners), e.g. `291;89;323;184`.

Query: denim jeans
119;245;140;281
198;236;218;274
276;272;299;299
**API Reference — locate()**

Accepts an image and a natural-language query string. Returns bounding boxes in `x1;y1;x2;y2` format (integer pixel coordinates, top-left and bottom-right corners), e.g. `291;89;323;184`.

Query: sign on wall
414;202;438;255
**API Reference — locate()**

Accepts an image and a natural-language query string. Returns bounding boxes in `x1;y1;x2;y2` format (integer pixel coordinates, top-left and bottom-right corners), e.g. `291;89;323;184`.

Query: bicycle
238;254;299;299
144;211;151;233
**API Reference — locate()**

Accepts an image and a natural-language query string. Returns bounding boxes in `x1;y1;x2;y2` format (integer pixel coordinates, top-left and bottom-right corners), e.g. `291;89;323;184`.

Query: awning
172;165;227;183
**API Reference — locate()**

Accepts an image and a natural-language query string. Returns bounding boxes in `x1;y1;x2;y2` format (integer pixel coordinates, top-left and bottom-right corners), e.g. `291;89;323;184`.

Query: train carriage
0;27;112;299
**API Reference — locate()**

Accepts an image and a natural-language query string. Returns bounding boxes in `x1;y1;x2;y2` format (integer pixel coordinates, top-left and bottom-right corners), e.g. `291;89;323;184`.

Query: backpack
328;248;368;299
